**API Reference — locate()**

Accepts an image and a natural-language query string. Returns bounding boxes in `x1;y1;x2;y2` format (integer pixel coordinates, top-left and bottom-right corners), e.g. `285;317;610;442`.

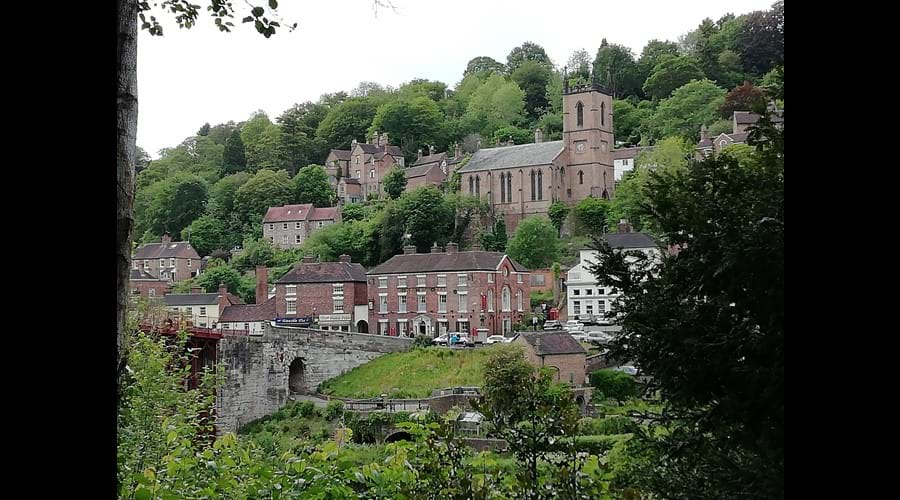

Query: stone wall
216;324;411;433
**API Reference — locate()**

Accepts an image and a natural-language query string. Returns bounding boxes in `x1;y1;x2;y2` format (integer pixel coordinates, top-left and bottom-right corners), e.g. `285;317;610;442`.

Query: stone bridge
216;324;412;433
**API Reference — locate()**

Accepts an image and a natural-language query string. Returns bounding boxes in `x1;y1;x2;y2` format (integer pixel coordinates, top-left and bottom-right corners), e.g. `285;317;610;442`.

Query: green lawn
320;346;498;398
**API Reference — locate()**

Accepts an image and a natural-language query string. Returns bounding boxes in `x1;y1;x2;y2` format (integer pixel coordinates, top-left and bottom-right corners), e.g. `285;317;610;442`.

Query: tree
613;99;652;146
592;39;641;99
511;60;552;120
719;81;767;118
293;164;335;207
463;74;526;139
587;80;783;497
241;113;285;171
446;193;489;245
573;197;610;236
339;202;370;223
636;39;680;87
197;122;211;136
222;128;247;175
194;264;244;295
138;174;209;239
369;96;444;162
397;186;454;252
233;169;293;226
506;41;552;73
464;56;506;77
479;217;508;252
491;125;532;146
277;103;322;176
548;201;569;236
642;56;705;100
736;1;784;76
383;166;407;200
635;136;692;171
208;172;250;219
182;215;226;257
647;79;726;141
566;49;592;80
506;217;560;269
315;98;378;150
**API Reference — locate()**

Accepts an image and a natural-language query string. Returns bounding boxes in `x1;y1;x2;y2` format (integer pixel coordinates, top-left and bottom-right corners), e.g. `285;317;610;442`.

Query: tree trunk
117;0;138;401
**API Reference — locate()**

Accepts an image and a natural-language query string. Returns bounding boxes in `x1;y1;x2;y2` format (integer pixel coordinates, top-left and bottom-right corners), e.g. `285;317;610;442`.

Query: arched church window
578;171;584;185
576;101;584;127
500;173;506;203
601;102;606;126
530;171;536;201
537;170;543;200
469;176;474;194
475;176;481;196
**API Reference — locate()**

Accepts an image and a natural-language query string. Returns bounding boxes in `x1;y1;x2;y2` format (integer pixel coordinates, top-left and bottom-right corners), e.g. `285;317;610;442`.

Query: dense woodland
135;1;783;302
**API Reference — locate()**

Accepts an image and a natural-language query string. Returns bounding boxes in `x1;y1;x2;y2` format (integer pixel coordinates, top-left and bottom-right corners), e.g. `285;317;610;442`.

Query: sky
136;0;774;158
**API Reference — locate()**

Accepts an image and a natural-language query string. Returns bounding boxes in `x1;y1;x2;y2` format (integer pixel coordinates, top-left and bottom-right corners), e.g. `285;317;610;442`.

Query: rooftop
368;251;528;275
459;141;564;173
134;241;200;260
518;332;587;356
277;261;367;284
602;232;660;250
220;297;276;323
164;293;220;306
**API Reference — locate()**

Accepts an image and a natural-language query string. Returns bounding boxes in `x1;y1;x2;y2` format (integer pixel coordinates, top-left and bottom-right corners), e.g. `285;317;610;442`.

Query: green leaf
251;6;264;17
269;0;278;9
134;488;152;500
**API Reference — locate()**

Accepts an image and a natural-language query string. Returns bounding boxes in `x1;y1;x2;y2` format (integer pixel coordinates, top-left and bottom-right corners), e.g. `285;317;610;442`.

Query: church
458;80;615;232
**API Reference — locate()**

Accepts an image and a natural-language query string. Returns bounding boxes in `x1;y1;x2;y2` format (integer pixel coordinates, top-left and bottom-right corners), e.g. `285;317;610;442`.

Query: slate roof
733;111;783;125
368;251;529;275
412;152;447;167
277;262;367;284
519;332;586;356
220;297;276;322
329;149;351;160
310;207;339;221
134;241;200;260
612;147;653;160
602;232;659;249
130;269;161;280
404;163;441;179
165;293;220;306
459;141;564;173
263;204;313;223
357;143;404;157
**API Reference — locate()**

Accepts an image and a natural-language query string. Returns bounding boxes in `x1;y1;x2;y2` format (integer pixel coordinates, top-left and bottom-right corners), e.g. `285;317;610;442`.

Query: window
502;318;511;334
506;173;512;202
170;258;175;267
586;288;593;295
600;101;605;126
597;288;605;295
268;224;274;230
333;283;344;295
333;298;344;313
398;321;407;337
573;289;580;296
159;259;165;268
573;301;581;315
531;274;545;286
576;101;584;127
500;173;506;203
144;260;149;269
244;323;250;331
516;290;523;311
517;274;523;284
148;288;156;297
437;275;447;287
530;170;536;201
317;221;324;228
488;273;494;283
295;221;301;229
457;292;467;312
369;169;375;178
379;294;388;313
438;293;447;313
282;235;288;244
502;287;511;311
270;236;275;243
469;176;474;194
458;319;470;334
283;223;288;230
186;307;194;314
586;303;593;315
379;321;389;335
286;285;296;296
200;306;207;316
355;156;360;165
416;275;426;288
578;171;584;184
537;170;543;200
133;261;139;270
597;300;606;312
487;289;494;311
417;292;427;312
378;277;388;288
296;234;302;244
457;274;467;287
286;298;297;314
355;170;360;178
475;176;480;196
398;293;407;313
187;259;192;268
398;276;407;289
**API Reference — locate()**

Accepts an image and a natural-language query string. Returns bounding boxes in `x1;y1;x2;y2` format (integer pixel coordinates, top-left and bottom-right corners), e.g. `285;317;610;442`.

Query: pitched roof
130;269;161;280
404;163;442;179
220;297;276;323
733;110;784;125
164;293;220;306
134;241;201;260
310;206;339;221
459;141;564;173
277;261;367;284
612;146;653;160
328;149;351;160
368;251;529;275
263;204;313;223
603;232;659;249
412;152;447;167
519;332;586;356
357;143;404;157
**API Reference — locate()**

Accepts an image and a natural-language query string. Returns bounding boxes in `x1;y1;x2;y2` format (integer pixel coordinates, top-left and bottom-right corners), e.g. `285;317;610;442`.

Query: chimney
339;254;351;263
700;125;709;142
217;283;230;314
431;242;442;253
454;142;462;159
372;130;380;146
191;286;202;294
534;128;543;143
161;233;172;245
417;148;423;159
302;254;316;263
445;242;459;254
617;219;633;233
403;245;417;254
429;145;435;156
381;132;389;147
351;138;358;149
470;242;482;251
255;266;268;304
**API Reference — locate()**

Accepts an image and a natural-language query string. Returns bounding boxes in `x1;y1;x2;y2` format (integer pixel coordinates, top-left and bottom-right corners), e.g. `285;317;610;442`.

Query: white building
566;221;661;322
612;146;653;182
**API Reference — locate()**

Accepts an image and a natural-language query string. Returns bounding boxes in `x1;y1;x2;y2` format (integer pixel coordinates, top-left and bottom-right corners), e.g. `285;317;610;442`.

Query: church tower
561;75;615;201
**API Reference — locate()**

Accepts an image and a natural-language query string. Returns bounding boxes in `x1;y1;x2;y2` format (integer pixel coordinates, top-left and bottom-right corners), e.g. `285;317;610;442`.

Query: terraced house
132;234;201;282
262;204;341;249
366;243;531;338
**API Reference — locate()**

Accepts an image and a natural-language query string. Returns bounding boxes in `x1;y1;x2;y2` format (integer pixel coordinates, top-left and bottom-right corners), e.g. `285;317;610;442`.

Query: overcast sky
136;0;774;158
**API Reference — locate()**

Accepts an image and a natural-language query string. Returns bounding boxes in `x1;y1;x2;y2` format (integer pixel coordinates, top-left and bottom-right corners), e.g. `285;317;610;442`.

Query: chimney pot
445;242;459;254
339;254;351;263
417;148;423;159
191;286;202;294
430;243;442;253
534;128;543;143
429;145;435;156
617;219;633;233
470;242;482;251
403;245;417;254
302;254;316;263
372;130;380;146
454;143;462;158
161;234;172;245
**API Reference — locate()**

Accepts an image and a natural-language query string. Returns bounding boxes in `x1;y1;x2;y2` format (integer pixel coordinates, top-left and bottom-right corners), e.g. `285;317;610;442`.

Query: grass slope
320;346;497;398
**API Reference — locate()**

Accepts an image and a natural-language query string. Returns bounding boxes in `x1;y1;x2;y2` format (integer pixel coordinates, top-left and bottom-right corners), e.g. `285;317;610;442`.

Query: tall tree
479;217;508;252
506;217;560;269
506;41;552;73
719;81;767;118
736;1;784;75
397;186;454;252
636;39;680;87
197;122;211;136
642;56;705;100
463;56;506;77
613;99;652;146
566;49;592;81
646;79;726;141
592;39;641;99
182;214;226;257
233;169;293;226
573;197;610;236
293;164;335;207
369;96;444;162
548;201;569;237
511;60;552;121
463;74;526;139
222;128;247;175
315;98;378;150
383;166;407;200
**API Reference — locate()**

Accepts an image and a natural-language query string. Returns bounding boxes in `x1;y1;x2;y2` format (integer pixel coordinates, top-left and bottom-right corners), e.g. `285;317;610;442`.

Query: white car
570;330;589;342
432;334;449;345
613;365;638;376
485;335;508;344
585;331;613;345
563;320;585;331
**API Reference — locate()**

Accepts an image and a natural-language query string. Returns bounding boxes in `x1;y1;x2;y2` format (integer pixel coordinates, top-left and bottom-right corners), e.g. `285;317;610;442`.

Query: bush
325;400;345;420
579;415;640;436
589;369;639;401
412;335;432;349
571;434;631;455
298;401;318;418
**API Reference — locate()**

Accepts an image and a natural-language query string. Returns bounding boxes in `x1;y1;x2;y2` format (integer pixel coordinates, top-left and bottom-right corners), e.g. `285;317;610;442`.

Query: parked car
485;335;508;344
563;320;585;331
542;320;562;330
613;365;638;376
432;334;449;345
570;331;589;342
594;313;614;326
585;331;613;345
576;314;595;325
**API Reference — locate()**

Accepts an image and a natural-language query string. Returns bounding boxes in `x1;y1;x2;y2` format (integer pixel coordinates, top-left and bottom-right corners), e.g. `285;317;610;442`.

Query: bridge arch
384;430;413;443
289;358;306;394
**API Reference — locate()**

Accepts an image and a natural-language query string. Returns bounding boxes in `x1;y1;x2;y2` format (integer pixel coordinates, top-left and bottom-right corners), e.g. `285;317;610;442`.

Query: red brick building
129;268;171;299
274;255;369;332
513;331;587;385
133;234;201;282
365;243;531;338
263;204;341;249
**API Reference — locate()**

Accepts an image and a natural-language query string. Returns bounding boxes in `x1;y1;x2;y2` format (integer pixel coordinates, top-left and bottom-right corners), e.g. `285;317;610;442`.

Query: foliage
221;127;247;175
298;218;379;267
315;98;378;150
233;168;293;225
369;95;445;163
292;164;335;207
324;400;344;420
193;264;244;296
181;215;226;257
647;79;726;141
398;186;454;252
447;193;490;245
479;217;508;252
719;81;767;118
464;74;527;139
592;39;641;98
491;125;533;146
506;217;560;269
573;197;611;236
511;60;552;120
735;1;784;75
383;166;407;200
339;202;371;223
548;200;569;236
240;112;285;172
589;369;640;401
136;173;209;240
587;78;784;497
579;415;640;436
506;41;552;73
642;56;705;100
277;102;330;176
613;99;651;146
707;118;733;136
567;48;593;80
464;55;506;77
636;39;680;88
635;136;693;171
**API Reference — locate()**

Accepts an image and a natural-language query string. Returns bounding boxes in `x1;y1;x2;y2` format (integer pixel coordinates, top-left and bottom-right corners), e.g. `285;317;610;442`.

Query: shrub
298;401;318;418
412;335;432;349
579;415;640;435
589;369;639;401
325;400;345;420
571;434;631;455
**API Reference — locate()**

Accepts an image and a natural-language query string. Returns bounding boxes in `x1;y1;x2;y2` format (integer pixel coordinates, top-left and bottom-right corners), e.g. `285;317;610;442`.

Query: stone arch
384;430;413;443
289;358;306;394
575;395;586;411
356;320;368;333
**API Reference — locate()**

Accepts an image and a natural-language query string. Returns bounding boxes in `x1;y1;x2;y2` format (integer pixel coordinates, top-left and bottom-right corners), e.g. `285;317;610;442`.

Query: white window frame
170;258;175;267
296;234;302;244
586;302;593;315
144;260;149;269
283;223;288;230
378;277;388;289
416;275;426;288
333;298;344;313
487;290;494;312
502;287;511;312
398;276;407;289
517;274;523;284
268;224;274;230
295;221;302;229
397;320;407;337
333;283;344;295
200;306;207;316
488;273;494;283
379;294;388;313
458;291;468;313
286;285;297;296
438;292;447;313
398;293;407;313
286;298;297;314
516;290;523;311
282;235;288;244
187;259;192;268
159;259;165;268
437;275;447;287
573;301;581;315
457;274;467;287
148;288;156;297
417;292;427;312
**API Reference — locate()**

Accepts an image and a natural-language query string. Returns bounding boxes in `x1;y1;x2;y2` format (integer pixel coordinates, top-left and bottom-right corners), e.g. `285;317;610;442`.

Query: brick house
365;243;531;338
129;268;170;299
133;234;201;282
262;204;341;249
274;255;368;332
327;132;405;202
513;331;587;385
165;286;242;328
403;144;465;191
218;267;276;335
458;81;615;233
696;109;784;159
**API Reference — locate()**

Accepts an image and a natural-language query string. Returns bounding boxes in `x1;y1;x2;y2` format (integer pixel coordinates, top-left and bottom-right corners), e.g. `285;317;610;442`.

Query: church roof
458;141;564;173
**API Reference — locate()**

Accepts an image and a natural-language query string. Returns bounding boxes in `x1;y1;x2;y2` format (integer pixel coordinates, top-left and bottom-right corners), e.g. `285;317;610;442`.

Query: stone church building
458;81;615;232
